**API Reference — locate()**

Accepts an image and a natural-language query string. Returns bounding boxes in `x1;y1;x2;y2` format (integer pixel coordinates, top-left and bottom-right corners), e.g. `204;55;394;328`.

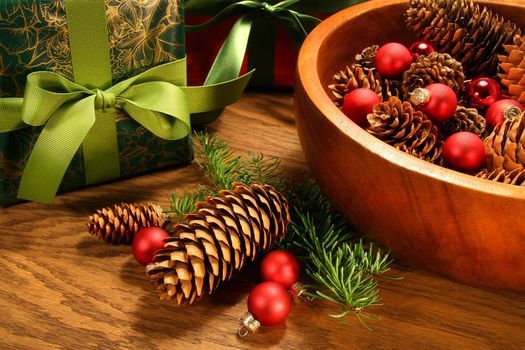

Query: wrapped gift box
0;0;191;206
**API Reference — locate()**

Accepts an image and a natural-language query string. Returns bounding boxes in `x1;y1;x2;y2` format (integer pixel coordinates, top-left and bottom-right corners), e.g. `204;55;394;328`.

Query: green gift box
0;0;252;206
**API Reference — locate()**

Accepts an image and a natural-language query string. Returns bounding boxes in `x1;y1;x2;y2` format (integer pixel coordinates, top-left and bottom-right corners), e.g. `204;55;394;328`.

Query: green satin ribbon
185;0;368;87
0;60;252;203
0;0;253;203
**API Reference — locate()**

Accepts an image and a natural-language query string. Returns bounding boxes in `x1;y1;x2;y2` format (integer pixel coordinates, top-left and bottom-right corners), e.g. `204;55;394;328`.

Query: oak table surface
1;92;524;350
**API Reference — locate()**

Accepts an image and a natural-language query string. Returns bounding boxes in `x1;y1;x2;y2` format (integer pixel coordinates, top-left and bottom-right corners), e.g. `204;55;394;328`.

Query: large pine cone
498;34;525;104
86;203;166;244
442;106;486;139
366;96;442;163
147;183;290;305
328;65;400;107
402;52;465;100
484;112;525;171
476;168;525;186
406;0;521;77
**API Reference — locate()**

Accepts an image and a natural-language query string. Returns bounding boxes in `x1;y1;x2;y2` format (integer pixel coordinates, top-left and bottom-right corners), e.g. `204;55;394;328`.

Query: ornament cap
410;88;431;106
238;312;261;337
290;282;311;302
504;105;522;122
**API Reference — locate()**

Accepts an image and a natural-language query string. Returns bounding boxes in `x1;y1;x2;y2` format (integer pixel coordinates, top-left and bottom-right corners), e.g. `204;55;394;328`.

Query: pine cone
442;106;486;139
366;96;442;163
484;112;525;171
147;183;290;305
476;168;525;186
402;52;465;100
328;65;399;107
86;202;166;244
354;45;379;73
406;0;521;77
498;34;525;104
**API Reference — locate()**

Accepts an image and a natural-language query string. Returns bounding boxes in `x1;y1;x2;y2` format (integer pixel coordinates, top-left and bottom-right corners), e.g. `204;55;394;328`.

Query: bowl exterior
295;0;525;292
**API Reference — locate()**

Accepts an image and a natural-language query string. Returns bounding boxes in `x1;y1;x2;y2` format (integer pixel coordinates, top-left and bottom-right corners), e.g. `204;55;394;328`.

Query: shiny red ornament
132;227;169;266
412;83;457;123
442;132;485;172
465;78;501;110
261;250;300;289
409;40;436;60
374;42;413;79
342;88;381;127
484;99;525;130
247;282;292;327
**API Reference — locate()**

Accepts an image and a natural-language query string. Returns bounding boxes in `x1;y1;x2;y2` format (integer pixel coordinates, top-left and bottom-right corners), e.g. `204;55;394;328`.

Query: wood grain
1;92;524;349
295;0;525;292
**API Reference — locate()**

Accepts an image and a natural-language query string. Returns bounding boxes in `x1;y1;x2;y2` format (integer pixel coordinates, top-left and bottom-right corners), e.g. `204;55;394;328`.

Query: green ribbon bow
185;0;368;87
0;0;253;203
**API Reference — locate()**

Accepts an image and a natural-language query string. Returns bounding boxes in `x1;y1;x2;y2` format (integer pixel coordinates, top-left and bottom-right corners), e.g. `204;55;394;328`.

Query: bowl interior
305;0;525;198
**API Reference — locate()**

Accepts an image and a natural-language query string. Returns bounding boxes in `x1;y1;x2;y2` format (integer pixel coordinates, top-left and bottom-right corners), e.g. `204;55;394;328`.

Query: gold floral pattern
0;0;191;206
0;0;184;97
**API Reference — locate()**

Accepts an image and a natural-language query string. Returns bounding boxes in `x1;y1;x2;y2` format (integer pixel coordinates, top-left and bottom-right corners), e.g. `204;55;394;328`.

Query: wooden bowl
294;0;525;292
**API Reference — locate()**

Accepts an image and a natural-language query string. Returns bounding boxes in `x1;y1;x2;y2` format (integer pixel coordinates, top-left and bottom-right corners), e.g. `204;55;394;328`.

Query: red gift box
185;14;328;89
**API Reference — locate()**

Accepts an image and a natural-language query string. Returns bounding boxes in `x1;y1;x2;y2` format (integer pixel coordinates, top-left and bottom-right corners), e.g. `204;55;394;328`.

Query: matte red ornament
374;42;413;79
465;78;501;110
247;282;292;327
342;88;381;127
411;83;457;123
132;227;169;266
409;40;436;60
484;99;525;130
443;132;485;172
261;250;301;289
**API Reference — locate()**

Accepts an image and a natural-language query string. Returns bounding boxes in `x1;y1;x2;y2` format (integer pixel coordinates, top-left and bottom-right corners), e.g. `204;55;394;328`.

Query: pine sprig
167;186;214;221
171;132;398;324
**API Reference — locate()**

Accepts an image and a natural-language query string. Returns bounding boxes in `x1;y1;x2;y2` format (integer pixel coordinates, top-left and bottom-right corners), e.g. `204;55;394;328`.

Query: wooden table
1;92;524;349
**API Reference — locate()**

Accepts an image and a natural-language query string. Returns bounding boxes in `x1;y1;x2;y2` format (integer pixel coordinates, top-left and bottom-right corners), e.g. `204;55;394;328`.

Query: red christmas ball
374;42;413;79
442;132;485;172
409;40;436;60
247;282;291;327
415;83;457;123
132;227;169;266
261;250;300;289
484;99;525;130
342;88;381;127
465;78;501;110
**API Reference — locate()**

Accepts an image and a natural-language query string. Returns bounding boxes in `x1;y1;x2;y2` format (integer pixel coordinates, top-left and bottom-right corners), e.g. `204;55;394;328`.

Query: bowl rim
297;0;525;199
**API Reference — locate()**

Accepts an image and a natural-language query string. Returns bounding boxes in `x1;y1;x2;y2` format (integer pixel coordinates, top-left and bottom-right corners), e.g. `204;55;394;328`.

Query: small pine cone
86;202;166;244
442;106;486;139
498;34;525;104
406;0;521;77
354;45;379;73
147;183;290;305
366;96;442;163
476;168;525;186
328;65;400;107
484;112;525;171
402;52;465;100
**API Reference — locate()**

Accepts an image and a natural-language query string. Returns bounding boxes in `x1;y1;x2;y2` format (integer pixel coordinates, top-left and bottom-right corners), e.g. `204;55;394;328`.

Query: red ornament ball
409;40;436;60
484;99;525;130
248;282;292;327
443;132;485;172
465;77;501;110
132;227;169;266
374;42;413;79
342;88;381;127
261;250;300;289
416;83;458;123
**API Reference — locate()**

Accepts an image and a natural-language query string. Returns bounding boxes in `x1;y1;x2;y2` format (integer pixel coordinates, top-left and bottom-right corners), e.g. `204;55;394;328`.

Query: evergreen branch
171;132;399;325
167;186;215;221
